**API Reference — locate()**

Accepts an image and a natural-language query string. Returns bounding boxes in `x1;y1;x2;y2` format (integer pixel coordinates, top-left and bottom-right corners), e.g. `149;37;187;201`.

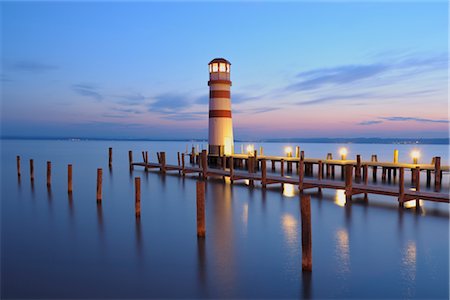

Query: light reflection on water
335;190;346;207
335;229;350;274
402;241;417;298
283;184;296;198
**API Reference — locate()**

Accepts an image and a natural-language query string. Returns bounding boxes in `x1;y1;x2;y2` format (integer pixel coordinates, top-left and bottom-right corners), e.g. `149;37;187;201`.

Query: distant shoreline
1;136;449;145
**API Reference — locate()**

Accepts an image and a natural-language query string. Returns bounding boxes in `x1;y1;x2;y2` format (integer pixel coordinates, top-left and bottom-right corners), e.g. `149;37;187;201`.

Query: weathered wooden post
68;164;73;193
16;156;21;178
128;150;133;170
299;155;305;192
196;181;206;238
326;153;332;177
145;151;149;172
160;152;166;173
371;155;377;181
387;168;392;182
181;153;186;176
317;160;323;193
280;159;285;177
177;152;181;175
434;156;441;191
96;168;102;201
108;147;112;168
229;156;234;183
355;155;361;181
190;146;195;164
271;160;276;171
393;149;399;164
398;167;405;207
261;159;267;188
201;150;208;179
301;194;312;272
30;159;34;181
381;167;387;182
363;164;368;200
415;167;420;208
344;164;353;202
135;177;141;218
46;161;51;187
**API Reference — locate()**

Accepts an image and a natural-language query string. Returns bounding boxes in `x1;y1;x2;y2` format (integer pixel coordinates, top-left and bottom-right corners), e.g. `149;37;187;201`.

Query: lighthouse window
212;63;219;72
226;64;230;73
219;63;226;72
209;65;212;73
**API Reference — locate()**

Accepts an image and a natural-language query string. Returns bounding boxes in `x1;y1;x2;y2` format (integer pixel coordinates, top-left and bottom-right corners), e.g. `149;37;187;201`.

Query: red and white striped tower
208;58;234;156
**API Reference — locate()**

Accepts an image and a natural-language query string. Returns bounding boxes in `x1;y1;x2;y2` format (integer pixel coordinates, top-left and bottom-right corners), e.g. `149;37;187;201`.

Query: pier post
145;151;149;172
129;150;133;170
177;152;181;175
191;147;195;164
434;156;441;191
415;167;420;208
47;161;51;187
17;156;21;178
299;155;305;192
271;160;275;171
96;168;102;202
426;170;431;187
363;164;368;200
355;155;361;181
181;153;186;176
67;164;73;193
108;147;112;168
249;156;255;187
261;159;267;188
326;153;332;178
201;150;208;179
398;167;405;207
280;159;285;177
381;167;387;182
345;164;353;202
301;194;312;272
196;181;206;238
30;159;34;181
317;160;322;193
287;160;293;173
394;149;399;164
387;168;392;182
371;155;377;182
160;152;166;173
230;156;234;183
135;177;141;218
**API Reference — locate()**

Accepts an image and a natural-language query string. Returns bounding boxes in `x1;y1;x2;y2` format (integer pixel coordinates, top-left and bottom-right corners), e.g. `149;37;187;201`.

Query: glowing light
283;184;295;198
246;144;254;155
334;190;346;207
339;147;348;160
284;146;293;157
410;150;420;164
404;199;424;209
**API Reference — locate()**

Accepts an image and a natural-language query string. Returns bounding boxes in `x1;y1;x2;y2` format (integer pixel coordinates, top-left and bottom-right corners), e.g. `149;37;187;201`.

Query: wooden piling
96;168;102;201
191;147;195;164
201;150;207;179
415;167;420;208
287;161;293;173
145;151;149;172
46;161;51;187
381;167;387;182
398;167;404;207
345;164;353;202
280;159;285;177
299;155;305;192
301;194;312;272
30;159;34;181
261;159;267;188
434;156;441;191
16;156;21;178
108;147;112;168
128;150;133;170
177;152;181;175
181;153;186;176
355;155;361;181
135;177;141;218
160;152;166;173
363;164;368;185
271;160;275;171
317;160;323;192
426;170;431;187
68;164;73;193
230;156;234;183
326;153;332;177
196;181;206;238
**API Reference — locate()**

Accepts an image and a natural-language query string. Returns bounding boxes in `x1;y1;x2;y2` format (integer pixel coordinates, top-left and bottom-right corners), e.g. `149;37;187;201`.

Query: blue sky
1;1;448;139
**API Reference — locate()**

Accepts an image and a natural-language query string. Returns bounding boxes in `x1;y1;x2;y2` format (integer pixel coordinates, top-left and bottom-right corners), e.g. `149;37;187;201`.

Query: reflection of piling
17;156;21;178
108;147;112;168
301;194;312;272
196;181;206;238
67;164;72;193
30;159;34;181
47;161;51;187
96;168;102;202
135;177;141;218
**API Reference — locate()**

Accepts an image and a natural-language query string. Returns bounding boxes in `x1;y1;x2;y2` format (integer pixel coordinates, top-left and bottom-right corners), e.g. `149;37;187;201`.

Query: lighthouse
208;58;234;157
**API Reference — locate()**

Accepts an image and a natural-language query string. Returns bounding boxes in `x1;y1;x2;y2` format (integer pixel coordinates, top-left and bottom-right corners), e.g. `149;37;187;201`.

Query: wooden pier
131;150;449;206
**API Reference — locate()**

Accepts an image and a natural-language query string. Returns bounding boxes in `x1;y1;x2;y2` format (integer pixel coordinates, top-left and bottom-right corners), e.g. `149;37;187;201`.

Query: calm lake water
1;139;449;299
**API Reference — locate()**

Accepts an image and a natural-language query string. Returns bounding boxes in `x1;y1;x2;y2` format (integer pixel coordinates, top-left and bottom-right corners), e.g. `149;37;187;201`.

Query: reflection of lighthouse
208;58;234;157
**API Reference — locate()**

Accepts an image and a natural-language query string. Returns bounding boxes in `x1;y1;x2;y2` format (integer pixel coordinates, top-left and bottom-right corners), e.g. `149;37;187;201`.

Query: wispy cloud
9;60;58;73
297;93;371;106
114;92;147;105
381;116;449;124
148;93;191;113
358;120;383;126
235;107;279;114
72;84;103;101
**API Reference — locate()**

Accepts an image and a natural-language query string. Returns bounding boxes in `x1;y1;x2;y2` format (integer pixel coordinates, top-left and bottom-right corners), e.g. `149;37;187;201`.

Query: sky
1;1;448;140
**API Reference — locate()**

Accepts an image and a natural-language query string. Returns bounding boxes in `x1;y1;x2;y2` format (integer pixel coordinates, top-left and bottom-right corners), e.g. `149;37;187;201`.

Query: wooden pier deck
132;150;449;205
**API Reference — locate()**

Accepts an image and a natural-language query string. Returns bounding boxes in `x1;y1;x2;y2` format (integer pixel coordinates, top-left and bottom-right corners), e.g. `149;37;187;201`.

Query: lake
1;139;449;299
